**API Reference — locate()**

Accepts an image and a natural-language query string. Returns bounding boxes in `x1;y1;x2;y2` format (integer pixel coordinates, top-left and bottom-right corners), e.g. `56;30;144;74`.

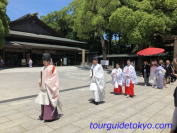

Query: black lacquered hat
42;53;51;61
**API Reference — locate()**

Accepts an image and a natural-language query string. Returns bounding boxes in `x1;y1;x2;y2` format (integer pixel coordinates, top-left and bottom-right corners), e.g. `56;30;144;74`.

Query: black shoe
94;101;105;105
44;120;54;122
94;101;99;105
115;93;122;95
44;118;59;122
129;95;135;98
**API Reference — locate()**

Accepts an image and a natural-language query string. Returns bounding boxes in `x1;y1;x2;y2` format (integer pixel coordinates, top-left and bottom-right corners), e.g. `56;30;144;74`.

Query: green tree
110;0;176;52
41;8;75;39
42;0;177;55
0;0;9;48
73;0;121;59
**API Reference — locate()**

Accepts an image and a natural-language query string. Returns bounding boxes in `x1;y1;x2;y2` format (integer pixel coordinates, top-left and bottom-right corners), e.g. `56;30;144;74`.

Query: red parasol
137;47;165;56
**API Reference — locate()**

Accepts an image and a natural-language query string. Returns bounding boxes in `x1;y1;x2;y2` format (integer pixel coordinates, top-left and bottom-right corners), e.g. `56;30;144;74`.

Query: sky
7;0;73;21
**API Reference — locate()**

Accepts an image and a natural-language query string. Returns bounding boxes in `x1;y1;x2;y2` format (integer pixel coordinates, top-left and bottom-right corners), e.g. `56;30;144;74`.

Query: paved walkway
0;67;175;133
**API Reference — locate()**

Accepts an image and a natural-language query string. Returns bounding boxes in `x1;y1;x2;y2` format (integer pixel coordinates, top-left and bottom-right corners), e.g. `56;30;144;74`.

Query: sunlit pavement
0;66;175;133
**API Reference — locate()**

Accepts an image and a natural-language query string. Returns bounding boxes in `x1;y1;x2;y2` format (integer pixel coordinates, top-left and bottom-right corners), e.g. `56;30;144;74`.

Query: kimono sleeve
89;65;93;78
132;67;138;84
111;69;115;77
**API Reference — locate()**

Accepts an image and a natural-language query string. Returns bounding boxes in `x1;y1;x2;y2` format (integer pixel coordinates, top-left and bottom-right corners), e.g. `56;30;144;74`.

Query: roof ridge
10;13;38;23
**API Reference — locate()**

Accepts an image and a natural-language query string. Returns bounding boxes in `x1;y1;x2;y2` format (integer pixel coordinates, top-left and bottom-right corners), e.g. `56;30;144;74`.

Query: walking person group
111;60;137;98
34;53;176;126
89;58;138;106
141;59;175;89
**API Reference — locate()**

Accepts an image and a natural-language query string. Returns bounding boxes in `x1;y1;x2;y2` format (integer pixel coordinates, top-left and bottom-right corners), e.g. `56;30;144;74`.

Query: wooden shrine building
0;13;86;67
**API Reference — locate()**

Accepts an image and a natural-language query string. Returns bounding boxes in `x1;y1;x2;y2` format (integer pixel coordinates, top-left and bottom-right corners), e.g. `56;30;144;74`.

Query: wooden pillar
75;51;77;65
81;49;86;66
2;48;5;60
23;48;26;59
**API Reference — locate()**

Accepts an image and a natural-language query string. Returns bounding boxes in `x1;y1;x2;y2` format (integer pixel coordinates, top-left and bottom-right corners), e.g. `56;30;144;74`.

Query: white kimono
123;65;137;87
155;66;166;89
90;64;105;102
149;66;157;86
111;68;123;88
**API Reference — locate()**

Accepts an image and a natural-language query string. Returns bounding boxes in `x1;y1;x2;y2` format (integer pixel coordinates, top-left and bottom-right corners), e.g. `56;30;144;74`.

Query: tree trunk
100;36;107;60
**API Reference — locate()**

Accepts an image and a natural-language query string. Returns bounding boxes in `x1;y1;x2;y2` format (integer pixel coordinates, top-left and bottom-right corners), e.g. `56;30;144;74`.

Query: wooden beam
81;49;86;66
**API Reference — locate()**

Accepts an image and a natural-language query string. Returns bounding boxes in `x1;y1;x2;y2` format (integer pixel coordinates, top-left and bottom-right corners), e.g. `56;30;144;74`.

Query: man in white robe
111;63;123;95
89;57;105;105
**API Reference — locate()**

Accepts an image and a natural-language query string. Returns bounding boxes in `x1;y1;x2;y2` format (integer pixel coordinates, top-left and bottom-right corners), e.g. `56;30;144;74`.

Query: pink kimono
35;65;62;121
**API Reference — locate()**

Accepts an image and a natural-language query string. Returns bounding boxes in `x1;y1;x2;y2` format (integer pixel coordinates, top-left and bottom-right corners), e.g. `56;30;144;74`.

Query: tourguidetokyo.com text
90;122;173;131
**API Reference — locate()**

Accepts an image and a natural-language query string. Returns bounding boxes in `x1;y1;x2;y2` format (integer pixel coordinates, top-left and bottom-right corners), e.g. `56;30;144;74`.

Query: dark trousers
144;73;149;85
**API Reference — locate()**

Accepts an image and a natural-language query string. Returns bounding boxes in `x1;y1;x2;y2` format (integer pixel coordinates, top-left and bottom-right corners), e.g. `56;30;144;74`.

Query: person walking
141;61;150;86
35;53;62;122
89;57;105;105
111;63;123;95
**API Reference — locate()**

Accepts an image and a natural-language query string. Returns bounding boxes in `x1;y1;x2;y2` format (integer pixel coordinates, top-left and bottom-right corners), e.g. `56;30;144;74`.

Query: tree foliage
110;0;176;52
42;0;177;55
73;0;121;59
0;0;9;48
41;8;75;39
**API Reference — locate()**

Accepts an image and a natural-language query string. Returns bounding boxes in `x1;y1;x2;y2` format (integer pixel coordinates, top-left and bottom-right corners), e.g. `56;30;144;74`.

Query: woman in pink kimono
35;53;62;122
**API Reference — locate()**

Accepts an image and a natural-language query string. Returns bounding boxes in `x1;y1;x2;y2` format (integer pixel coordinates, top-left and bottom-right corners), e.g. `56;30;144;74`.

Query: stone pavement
0;66;175;133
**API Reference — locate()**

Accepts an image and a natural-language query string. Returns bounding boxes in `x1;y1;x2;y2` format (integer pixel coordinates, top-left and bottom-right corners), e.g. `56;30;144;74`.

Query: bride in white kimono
149;61;157;88
155;64;166;89
111;63;123;95
89;58;105;105
35;53;62;121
